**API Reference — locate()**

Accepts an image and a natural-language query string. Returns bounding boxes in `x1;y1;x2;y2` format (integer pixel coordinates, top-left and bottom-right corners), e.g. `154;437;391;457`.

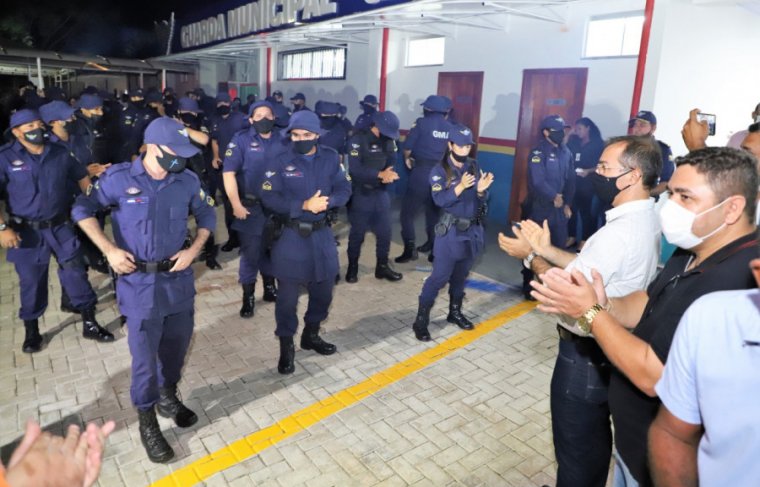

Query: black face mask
23;128;46;146
88;114;103;125
547;130;565;146
133;100;146;109
320;116;339;129
590;170;632;205
217;105;231;116
252;118;274;134
450;151;468;163
294;139;317;155
180;113;197;126
155;149;187;173
362;105;376;115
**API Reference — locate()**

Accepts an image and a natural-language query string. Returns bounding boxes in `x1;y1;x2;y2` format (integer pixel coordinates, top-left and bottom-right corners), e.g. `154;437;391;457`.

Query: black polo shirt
608;230;759;487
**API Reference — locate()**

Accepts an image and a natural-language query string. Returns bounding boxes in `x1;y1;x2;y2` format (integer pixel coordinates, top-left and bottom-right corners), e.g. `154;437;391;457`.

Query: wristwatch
0;222;7;231
523;251;537;269
578;303;604;334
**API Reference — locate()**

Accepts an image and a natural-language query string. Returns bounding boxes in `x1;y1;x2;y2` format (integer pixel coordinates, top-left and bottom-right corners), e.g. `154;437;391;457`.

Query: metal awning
155;0;584;65
0;46;195;75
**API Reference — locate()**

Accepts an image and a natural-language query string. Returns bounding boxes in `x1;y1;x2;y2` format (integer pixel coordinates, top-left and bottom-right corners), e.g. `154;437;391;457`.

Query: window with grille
278;47;346;80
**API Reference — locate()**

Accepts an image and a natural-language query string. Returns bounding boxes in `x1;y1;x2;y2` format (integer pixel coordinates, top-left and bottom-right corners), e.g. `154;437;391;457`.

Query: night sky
1;0;189;58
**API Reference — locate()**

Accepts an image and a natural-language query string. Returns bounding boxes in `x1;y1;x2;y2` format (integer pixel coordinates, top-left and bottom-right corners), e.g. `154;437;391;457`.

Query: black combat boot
447;295;474;330
137;408;174;463
81;308;114;342
60;289;78;313
221;232;240;252
412;303;432;342
394;240;418;263
345;258;359;283
300;324;337;355
22;320;43;353
416;240;433;253
278;336;295;375
239;283;255;318
204;235;221;270
375;259;402;282
262;275;277;302
157;384;198;428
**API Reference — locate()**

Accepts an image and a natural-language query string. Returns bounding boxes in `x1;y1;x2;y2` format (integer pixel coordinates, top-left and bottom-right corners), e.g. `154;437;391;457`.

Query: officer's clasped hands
303;190;329;214
457;172;476;192
378;167;399;184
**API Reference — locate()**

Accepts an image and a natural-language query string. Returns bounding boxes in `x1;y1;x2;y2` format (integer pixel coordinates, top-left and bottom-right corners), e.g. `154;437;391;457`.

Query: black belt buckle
144;262;159;273
297;221;313;238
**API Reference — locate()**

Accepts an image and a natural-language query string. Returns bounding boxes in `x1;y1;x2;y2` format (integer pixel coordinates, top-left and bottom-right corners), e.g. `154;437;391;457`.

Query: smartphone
697;113;716;136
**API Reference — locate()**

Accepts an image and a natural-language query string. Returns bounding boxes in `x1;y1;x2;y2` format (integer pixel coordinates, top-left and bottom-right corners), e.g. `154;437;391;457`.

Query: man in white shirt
649;248;760;487
499;136;662;487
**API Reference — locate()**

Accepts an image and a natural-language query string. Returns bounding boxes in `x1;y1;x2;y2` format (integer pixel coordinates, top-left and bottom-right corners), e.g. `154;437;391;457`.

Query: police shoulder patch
227;142;237;149
265;171;276;178
531;155;542;163
262;181;272;191
206;196;215;206
432;183;442;192
431;175;442;182
225;149;233;157
350;150;359;157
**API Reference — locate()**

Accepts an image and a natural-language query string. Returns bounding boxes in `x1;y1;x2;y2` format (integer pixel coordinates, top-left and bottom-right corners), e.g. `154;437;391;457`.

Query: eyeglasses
595;164;629;174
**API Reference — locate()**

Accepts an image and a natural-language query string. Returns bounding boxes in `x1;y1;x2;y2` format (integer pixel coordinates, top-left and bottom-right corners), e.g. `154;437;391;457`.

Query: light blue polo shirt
656;289;760;486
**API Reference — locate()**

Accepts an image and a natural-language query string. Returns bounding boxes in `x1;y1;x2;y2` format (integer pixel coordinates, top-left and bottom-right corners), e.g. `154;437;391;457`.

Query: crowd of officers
0;84;495;463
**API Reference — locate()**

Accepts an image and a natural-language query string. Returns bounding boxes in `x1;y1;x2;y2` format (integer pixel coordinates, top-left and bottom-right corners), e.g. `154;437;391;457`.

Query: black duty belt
10;213;69;230
134;259;175;273
441;212;480;231
241;194;260;208
285;218;328;237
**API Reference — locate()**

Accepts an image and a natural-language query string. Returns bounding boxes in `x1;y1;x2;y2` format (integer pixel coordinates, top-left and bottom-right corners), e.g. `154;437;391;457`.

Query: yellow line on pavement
150;300;537;487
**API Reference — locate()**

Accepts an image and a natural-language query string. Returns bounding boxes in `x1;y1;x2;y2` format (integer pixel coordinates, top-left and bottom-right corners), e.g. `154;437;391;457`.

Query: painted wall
642;0;760;156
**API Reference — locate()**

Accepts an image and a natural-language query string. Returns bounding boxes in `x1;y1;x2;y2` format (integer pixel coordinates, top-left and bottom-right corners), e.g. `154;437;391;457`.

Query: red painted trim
266;47;272;98
379;28;389;111
631;0;655;117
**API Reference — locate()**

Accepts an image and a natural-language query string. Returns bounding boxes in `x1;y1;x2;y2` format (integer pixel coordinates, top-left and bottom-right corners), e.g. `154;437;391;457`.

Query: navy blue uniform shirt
0;140;87;220
404;113;452;162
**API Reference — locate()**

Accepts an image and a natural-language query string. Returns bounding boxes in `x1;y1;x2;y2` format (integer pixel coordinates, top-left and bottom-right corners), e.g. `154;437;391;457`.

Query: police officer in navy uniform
175;96;221;270
522;114;576;297
412;125;494;341
40;100;94;176
260;111;352;375
354;94;378;132
290;92;310;113
118;88;153;162
396;95;453;263
315;101;349;156
72;117;216;464
0;109;113;353
210;92;250;252
67;94;113;178
629;110;673;197
223;100;283;317
345;110;403;283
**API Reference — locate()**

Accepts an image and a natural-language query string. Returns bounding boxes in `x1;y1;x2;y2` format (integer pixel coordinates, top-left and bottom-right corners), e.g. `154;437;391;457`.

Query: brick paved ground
0;208;577;486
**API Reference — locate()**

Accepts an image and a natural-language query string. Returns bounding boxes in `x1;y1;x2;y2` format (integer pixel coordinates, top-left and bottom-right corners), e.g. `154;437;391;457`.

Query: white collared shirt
559;198;661;335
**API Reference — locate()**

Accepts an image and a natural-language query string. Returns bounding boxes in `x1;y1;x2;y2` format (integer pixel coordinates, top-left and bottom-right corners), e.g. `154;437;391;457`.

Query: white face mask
659;198;729;249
